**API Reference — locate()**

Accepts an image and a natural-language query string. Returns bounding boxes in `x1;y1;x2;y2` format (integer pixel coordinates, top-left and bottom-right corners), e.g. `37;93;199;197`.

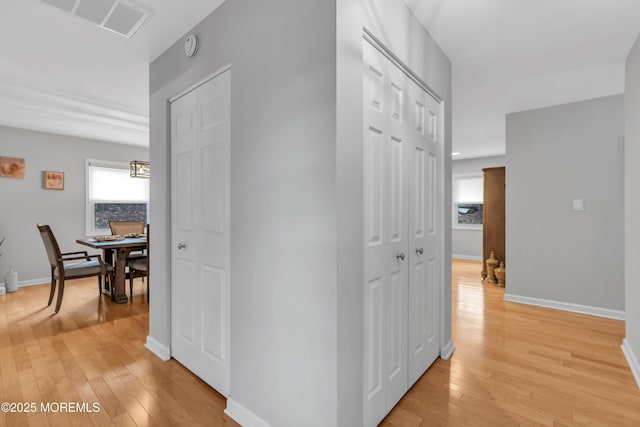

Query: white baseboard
0;278;49;289
19;278;49;287
144;336;170;361
440;339;455;360
452;254;482;261
503;293;625;320
622;339;640;389
225;399;271;427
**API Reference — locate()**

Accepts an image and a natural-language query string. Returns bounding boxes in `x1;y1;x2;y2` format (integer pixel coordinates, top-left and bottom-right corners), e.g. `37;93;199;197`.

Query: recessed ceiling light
452;152;461;156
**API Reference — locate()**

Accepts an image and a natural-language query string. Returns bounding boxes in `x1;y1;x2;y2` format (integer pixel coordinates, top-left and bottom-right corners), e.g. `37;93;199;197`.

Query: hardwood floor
382;259;640;427
1;260;639;426
0;278;237;426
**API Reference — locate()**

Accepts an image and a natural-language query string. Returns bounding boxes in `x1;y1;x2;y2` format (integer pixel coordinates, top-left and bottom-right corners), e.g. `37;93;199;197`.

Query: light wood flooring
0;278;237;426
1;260;639;426
381;259;640;426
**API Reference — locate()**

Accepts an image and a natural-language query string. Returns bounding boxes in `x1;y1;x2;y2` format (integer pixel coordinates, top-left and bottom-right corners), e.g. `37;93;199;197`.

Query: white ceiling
404;0;640;159
0;0;226;147
2;1;640;154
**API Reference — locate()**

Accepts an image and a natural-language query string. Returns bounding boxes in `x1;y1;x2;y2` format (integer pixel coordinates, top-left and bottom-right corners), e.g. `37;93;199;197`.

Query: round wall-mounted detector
184;34;198;57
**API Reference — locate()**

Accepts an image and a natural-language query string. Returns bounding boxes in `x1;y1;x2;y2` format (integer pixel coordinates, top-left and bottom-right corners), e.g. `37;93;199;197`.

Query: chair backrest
110;221;144;235
37;224;62;268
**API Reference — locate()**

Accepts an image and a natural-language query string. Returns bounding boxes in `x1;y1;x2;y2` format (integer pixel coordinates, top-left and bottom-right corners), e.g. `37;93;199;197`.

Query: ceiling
0;0;226;147
2;1;640;155
404;0;640;159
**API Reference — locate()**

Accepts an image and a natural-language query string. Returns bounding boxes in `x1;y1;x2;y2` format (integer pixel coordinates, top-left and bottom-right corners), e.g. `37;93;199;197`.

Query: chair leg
129;275;133;298
98;275;102;294
147;278;149;303
55;278;65;313
48;275;57;306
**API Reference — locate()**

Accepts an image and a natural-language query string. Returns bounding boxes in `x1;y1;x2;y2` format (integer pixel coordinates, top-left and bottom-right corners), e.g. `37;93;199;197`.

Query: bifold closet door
170;69;231;397
363;40;409;427
407;77;441;386
363;39;442;426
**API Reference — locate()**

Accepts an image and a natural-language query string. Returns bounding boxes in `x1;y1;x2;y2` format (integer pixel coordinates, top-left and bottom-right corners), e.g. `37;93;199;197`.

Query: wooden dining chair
109;220;146;261
128;223;149;302
109;221;144;236
37;224;114;313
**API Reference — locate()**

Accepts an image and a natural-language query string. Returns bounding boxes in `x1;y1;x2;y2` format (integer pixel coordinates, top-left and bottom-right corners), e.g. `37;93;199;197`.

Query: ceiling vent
41;0;150;39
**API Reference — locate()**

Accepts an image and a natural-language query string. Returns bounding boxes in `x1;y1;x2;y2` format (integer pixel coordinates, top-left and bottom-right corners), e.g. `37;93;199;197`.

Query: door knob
396;252;405;261
177;243;186;250
416;248;424;255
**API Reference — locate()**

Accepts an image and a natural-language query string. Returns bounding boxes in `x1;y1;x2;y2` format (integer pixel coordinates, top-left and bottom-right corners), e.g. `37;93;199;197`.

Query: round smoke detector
184;34;198;57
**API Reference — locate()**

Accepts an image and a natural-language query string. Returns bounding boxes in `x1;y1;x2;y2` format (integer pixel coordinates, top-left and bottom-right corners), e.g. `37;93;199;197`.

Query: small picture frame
43;170;64;190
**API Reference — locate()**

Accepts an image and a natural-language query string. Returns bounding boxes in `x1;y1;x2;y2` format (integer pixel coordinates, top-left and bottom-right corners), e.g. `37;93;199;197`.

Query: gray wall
0;125;147;285
505;95;624;312
625;33;640;383
336;1;452;426
452;156;505;260
150;0;452;426
150;1;337;426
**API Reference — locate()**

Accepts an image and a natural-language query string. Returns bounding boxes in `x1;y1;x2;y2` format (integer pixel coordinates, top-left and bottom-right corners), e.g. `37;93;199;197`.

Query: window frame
452;172;484;231
85;159;149;236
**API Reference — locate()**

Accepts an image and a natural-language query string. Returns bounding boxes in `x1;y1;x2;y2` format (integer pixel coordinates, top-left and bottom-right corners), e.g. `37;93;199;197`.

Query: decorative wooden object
486;251;499;284
481;167;505;280
494;261;506;287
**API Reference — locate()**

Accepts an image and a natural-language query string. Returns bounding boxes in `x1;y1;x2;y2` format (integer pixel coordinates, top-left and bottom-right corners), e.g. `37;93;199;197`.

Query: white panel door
363;38;443;426
171;69;231;396
384;57;409;410
363;41;409;427
408;78;441;385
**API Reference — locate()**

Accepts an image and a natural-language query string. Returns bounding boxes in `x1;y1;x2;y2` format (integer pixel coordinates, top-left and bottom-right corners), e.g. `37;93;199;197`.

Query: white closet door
408;78;441;385
363;37;444;426
171;69;231;396
363;41;409;427
384;48;410;411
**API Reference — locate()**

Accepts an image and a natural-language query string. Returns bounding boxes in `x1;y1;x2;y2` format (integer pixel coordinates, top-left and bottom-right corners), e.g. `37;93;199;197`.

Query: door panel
174;258;196;344
175;153;194;230
365;277;383;401
408;78;441;386
171;69;231;397
201;265;226;362
363;40;409;426
363;40;388;426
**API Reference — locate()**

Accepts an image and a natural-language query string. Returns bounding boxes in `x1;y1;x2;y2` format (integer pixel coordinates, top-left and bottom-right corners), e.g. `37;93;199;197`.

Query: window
86;159;149;236
453;174;483;229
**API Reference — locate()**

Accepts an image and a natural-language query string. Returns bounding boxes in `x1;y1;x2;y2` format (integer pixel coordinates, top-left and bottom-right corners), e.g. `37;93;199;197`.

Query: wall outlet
573;199;584;212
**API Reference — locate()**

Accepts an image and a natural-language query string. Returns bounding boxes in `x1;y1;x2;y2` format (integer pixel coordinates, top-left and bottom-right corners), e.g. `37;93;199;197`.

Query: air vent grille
41;0;150;39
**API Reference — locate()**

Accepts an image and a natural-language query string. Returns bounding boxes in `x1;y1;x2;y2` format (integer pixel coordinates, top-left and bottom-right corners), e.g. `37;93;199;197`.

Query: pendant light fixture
130;160;150;178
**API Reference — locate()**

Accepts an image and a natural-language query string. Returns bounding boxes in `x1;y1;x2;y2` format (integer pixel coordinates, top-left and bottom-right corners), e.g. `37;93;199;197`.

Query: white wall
0;125;147;285
505;95;624;316
624;33;640;387
150;1;452;425
149;1;337;426
337;1;452;425
452;156;505;260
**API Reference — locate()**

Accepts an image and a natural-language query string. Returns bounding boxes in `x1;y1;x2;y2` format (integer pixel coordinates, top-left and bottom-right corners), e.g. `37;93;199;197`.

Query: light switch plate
573;199;584;211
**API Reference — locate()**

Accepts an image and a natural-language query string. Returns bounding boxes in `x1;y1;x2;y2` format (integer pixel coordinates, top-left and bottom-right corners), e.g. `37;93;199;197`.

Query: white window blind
453;177;483;203
89;165;149;202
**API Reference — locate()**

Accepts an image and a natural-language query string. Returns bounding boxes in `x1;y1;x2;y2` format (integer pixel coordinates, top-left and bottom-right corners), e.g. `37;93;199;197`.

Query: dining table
76;236;147;303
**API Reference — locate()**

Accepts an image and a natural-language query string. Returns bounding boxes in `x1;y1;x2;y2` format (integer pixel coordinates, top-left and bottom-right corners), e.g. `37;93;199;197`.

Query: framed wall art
43;170;64;190
0;156;25;178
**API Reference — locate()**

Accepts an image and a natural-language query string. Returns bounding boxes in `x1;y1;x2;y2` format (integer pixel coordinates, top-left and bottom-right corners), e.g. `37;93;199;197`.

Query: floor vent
41;0;150;39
